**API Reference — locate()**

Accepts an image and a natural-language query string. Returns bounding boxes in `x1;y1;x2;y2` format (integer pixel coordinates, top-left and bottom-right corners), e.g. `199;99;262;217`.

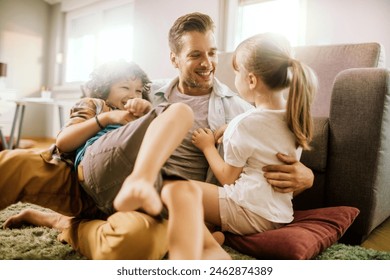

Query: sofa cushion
295;42;384;117
216;43;384;118
224;206;360;260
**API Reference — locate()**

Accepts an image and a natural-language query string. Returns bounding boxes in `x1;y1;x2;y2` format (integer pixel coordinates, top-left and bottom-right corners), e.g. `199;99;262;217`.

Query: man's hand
125;98;152;117
262;153;314;196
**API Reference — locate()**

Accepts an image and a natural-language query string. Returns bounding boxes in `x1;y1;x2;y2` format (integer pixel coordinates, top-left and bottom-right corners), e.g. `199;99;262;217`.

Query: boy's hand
192;128;215;152
106;110;135;125
125;98;152;117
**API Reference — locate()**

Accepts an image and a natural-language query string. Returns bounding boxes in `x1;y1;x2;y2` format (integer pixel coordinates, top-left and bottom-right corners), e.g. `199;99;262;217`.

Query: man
0;12;313;259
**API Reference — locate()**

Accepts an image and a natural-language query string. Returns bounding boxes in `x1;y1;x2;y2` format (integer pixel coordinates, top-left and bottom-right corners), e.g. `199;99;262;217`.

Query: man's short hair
168;12;215;54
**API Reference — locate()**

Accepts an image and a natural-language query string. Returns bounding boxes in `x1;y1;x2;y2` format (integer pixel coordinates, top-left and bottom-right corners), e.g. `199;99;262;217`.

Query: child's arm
56;110;134;153
192;128;243;185
57;98;152;153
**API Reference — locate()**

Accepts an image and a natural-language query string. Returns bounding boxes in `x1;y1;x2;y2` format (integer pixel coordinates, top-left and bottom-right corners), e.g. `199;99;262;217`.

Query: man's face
171;30;218;96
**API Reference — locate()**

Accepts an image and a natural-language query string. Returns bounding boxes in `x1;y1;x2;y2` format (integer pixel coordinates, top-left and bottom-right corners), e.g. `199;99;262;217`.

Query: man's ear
248;73;257;90
170;52;178;68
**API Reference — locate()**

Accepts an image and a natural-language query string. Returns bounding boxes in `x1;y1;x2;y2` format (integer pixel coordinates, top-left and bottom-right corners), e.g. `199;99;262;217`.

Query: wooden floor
19;137;55;150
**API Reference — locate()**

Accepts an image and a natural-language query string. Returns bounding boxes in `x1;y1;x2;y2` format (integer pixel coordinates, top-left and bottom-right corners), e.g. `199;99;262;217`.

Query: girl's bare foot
113;176;162;216
2;208;72;230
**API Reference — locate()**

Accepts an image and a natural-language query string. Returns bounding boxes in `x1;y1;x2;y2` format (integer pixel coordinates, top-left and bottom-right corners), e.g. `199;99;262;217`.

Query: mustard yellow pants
0;149;168;259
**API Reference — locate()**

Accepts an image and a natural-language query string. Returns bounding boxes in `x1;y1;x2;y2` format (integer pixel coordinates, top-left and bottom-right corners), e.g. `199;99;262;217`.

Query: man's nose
200;55;213;67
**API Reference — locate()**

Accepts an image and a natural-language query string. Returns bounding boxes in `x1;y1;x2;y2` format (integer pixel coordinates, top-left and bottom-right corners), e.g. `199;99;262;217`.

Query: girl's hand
192;128;215;152
214;124;228;144
124;98;152;117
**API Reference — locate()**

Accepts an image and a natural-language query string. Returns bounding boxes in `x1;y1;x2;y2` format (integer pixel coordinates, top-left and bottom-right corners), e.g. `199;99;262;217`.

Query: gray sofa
216;42;390;244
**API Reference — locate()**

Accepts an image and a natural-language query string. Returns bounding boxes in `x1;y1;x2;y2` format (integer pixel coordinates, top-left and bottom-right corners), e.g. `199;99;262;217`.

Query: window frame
221;0;307;52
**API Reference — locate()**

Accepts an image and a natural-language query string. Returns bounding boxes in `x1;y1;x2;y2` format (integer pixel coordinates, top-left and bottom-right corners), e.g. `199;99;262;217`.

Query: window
236;0;306;48
64;0;134;85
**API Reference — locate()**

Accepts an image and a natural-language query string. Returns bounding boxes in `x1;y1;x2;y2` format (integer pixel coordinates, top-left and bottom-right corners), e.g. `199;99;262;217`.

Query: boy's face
170;30;218;96
106;78;144;110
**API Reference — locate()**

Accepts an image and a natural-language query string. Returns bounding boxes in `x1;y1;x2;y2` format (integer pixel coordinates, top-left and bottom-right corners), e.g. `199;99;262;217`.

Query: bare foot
3;208;72;230
202;239;231;260
212;231;225;245
113;175;162;216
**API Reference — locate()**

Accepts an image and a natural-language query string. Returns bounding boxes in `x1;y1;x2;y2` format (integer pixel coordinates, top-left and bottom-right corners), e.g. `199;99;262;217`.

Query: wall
0;0;389;138
0;0;51;137
306;0;390;68
132;0;220;80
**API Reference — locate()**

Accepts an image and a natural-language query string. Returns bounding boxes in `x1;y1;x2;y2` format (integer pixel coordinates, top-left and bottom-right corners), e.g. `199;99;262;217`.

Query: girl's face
106;78;144;110
234;55;253;103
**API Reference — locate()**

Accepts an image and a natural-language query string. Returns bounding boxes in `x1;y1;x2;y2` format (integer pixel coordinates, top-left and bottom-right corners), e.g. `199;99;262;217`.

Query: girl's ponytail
286;59;317;150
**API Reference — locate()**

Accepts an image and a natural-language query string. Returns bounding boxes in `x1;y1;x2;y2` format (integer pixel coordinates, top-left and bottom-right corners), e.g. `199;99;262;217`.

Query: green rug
1;203;390;260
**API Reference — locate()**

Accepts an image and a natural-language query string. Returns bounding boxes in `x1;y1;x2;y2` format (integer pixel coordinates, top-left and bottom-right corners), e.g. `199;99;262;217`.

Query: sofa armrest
301;117;329;172
326;67;390;243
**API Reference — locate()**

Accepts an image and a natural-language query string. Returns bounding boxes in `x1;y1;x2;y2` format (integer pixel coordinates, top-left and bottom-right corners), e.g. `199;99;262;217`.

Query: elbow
55;136;73;153
55;138;67;152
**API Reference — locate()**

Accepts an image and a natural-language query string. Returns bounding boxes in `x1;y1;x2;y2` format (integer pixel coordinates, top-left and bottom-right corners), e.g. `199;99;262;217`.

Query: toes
3;216;19;229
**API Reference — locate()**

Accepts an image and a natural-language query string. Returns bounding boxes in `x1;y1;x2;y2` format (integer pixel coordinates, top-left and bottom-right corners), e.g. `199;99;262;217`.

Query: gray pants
79;104;170;215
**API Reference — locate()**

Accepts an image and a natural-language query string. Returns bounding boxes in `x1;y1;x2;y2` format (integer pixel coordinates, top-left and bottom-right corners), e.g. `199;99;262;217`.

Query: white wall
1;0;389;138
0;0;51;137
132;0;220;80
306;0;390;67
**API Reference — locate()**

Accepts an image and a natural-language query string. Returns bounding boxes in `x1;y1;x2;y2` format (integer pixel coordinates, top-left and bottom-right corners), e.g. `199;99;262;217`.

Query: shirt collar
153;77;236;99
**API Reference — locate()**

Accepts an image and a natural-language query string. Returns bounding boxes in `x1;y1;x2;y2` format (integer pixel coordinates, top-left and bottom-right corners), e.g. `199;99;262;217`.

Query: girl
191;33;317;240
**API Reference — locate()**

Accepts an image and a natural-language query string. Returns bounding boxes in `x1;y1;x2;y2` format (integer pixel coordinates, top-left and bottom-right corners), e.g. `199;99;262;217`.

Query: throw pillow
224;206;360;260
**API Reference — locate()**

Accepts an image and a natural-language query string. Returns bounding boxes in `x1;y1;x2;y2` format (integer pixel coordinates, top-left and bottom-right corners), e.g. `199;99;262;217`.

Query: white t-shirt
223;107;302;223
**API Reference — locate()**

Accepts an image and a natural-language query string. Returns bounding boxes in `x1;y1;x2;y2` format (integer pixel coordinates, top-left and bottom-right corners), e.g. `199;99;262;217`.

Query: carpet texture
1;203;390;260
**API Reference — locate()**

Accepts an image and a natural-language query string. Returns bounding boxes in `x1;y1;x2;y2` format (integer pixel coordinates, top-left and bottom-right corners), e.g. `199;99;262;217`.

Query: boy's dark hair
168;12;215;54
83;60;151;101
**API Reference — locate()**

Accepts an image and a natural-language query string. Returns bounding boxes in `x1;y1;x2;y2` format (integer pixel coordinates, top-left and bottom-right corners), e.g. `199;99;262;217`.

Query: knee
162;181;202;205
168;103;194;125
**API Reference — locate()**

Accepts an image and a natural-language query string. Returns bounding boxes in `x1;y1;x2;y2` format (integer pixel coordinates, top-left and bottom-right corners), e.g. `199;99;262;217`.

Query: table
4;97;64;149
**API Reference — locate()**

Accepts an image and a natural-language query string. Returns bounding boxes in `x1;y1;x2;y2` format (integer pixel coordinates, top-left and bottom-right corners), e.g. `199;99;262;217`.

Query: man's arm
262;153;314;197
